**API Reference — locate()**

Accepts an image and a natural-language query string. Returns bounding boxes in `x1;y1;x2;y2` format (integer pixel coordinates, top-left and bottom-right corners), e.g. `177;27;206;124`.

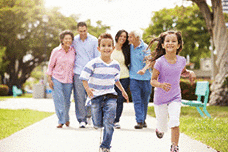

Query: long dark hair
115;30;131;68
146;31;183;62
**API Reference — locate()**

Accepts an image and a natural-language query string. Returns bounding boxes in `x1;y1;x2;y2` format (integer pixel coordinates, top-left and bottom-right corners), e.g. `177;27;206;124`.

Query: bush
0;85;9;96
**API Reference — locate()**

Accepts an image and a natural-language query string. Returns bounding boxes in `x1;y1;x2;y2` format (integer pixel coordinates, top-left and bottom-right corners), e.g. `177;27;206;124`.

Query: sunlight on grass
148;105;228;152
0;93;33;101
0;109;54;140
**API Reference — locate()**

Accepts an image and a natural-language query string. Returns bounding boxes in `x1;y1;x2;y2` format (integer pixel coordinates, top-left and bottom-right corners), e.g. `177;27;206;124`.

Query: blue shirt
72;33;100;74
129;40;151;80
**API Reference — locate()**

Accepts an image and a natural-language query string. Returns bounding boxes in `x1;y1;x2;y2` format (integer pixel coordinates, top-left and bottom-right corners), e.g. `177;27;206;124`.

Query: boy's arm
150;68;171;92
115;81;129;103
181;67;196;85
82;80;94;99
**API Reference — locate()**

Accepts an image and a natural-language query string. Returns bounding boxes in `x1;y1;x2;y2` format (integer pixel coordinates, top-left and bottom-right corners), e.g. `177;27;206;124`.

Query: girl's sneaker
100;148;110;152
170;144;179;152
155;129;164;139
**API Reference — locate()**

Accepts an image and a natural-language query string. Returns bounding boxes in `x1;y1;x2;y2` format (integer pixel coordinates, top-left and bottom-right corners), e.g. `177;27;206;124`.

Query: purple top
153;55;186;105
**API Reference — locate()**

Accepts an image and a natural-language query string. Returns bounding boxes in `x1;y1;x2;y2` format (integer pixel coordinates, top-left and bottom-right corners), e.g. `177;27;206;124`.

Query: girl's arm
150;68;171;92
137;60;153;75
115;81;129;103
82;80;94;99
181;67;196;85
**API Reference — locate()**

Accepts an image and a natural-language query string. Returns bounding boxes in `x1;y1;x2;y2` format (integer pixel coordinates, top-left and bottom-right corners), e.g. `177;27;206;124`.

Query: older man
72;22;100;128
128;30;152;129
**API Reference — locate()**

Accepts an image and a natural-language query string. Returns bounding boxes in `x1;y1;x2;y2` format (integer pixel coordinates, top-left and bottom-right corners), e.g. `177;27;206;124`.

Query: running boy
148;31;196;152
80;33;129;152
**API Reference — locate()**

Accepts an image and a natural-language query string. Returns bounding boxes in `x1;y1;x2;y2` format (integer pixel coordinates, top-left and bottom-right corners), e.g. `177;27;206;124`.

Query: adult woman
46;30;75;128
111;30;130;129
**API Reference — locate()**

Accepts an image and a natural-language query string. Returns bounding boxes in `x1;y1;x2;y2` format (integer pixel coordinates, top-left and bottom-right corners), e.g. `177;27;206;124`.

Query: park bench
12;85;23;97
181;81;211;118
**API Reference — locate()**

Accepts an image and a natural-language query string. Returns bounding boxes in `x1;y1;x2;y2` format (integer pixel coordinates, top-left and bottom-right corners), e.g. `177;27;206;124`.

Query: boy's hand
189;71;196;85
86;88;94;99
122;91;129;103
137;69;146;75
159;83;171;92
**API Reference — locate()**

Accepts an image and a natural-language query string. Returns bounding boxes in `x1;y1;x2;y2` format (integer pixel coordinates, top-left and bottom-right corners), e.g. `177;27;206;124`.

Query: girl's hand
86;88;94;99
160;83;171;92
122;91;129;103
189;71;196;85
137;69;146;75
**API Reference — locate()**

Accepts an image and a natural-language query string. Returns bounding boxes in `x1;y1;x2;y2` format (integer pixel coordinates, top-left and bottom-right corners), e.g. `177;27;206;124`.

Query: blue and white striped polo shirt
79;57;120;99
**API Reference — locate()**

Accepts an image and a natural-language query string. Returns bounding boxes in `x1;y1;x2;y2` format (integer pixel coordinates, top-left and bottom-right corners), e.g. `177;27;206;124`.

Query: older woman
46;30;75;128
111;30;130;129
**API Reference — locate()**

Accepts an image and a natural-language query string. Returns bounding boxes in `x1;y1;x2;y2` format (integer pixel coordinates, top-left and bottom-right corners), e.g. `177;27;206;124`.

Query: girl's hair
115;30;131;67
59;30;74;45
147;31;183;62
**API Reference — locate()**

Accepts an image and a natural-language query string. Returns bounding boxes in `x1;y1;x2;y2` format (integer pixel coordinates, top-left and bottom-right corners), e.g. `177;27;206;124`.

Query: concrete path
0;98;216;152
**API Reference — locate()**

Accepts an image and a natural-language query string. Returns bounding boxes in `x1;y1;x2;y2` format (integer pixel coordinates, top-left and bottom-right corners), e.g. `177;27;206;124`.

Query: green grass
0;109;54;140
148;106;228;152
0;93;33;101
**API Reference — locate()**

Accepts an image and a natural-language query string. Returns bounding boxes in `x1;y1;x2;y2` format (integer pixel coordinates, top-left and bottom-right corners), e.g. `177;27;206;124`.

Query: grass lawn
0;93;33;101
148;105;228;152
0;109;54;140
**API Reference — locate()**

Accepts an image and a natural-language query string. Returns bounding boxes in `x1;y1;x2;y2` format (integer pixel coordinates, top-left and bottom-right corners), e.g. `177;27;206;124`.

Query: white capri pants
154;101;181;132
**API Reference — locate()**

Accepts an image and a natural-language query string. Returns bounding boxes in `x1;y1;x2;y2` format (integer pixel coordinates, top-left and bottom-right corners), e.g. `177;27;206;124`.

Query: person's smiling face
117;32;127;45
62;34;73;47
98;38;114;58
162;34;180;54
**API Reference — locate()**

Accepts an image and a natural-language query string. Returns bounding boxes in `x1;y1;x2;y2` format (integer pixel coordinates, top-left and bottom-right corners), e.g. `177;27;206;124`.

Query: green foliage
148;106;228;152
143;4;211;69
0;84;9;96
0;109;54;139
86;20;111;38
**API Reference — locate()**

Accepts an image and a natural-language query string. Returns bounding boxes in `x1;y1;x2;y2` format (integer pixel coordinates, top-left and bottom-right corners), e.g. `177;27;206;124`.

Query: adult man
72;22;100;128
128;30;152;129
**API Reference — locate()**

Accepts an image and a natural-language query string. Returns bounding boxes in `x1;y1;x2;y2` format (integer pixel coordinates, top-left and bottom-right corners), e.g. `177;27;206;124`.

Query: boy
80;33;129;152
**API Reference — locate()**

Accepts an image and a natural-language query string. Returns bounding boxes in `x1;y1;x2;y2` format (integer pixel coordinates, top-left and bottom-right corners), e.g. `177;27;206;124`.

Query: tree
143;5;211;69
190;0;228;105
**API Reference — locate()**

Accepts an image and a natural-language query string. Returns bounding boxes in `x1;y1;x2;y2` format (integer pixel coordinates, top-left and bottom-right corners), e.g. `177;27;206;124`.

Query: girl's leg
154;104;168;133
168;101;181;146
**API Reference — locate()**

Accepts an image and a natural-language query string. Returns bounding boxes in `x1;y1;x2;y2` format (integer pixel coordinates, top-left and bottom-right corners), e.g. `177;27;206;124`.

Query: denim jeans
73;74;91;123
52;78;73;124
91;95;117;149
114;78;130;123
130;79;151;123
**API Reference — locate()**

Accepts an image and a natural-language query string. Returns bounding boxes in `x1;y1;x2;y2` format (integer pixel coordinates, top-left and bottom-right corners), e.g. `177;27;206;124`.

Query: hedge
0;84;9;96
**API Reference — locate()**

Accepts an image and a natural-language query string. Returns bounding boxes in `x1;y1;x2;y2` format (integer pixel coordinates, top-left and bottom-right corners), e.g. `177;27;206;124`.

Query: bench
12;85;23;97
181;81;211;118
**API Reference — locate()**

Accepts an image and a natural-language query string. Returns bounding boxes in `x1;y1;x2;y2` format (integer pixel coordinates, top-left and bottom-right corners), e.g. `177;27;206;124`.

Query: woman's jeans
130;79;151;123
114;78;130;123
52;78;73;124
91;95;117;149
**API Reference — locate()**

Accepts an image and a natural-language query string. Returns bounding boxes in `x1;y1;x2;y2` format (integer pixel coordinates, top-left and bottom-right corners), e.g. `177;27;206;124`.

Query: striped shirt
79;57;120;99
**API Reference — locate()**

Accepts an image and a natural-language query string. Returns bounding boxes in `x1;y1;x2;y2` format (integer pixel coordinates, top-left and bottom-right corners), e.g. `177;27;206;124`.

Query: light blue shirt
129;40;151;80
72;33;100;74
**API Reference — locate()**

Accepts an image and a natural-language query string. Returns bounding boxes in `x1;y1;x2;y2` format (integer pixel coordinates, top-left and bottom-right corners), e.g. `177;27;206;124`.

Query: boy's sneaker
170;144;179;152
79;122;86;128
114;122;121;129
134;122;143;129
100;148;110;152
155;129;164;139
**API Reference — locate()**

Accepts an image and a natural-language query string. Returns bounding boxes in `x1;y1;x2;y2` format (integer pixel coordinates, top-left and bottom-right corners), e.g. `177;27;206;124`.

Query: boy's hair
147;30;183;62
77;22;87;29
59;30;74;44
98;33;114;47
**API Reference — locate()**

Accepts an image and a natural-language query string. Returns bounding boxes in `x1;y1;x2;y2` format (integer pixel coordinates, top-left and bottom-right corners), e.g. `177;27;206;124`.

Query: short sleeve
153;59;161;72
79;60;95;81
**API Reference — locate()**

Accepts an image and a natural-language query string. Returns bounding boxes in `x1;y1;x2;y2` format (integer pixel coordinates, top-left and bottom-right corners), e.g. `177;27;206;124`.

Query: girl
111;30;130;129
149;31;196;152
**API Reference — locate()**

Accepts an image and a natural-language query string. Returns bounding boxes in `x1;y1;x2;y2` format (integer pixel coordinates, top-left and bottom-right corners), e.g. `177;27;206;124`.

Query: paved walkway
0;98;216;152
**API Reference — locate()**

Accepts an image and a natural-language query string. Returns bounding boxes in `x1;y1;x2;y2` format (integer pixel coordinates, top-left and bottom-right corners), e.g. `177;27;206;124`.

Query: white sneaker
79;122;86;128
114;122;121;129
87;117;92;125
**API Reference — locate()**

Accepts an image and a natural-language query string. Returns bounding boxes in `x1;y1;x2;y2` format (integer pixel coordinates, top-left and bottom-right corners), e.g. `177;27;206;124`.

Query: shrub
0;84;9;96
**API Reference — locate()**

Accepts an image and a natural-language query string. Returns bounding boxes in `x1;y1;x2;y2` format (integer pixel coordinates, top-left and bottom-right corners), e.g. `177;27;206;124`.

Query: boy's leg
73;74;87;124
130;79;144;124
168;101;181;146
91;96;103;128
100;97;117;149
52;78;66;125
62;83;73;123
141;80;152;122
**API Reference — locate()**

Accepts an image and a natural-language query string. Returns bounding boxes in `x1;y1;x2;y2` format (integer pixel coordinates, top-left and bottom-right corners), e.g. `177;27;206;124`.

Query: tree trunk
193;0;228;105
